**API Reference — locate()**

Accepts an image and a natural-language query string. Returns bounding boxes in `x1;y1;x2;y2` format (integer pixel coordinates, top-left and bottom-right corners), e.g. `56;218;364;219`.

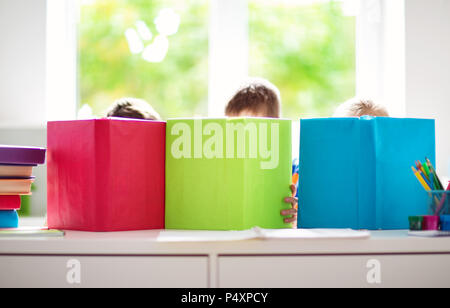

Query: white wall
0;0;48;215
0;0;47;127
46;0;78;121
0;0;77;215
404;0;450;177
0;0;76;126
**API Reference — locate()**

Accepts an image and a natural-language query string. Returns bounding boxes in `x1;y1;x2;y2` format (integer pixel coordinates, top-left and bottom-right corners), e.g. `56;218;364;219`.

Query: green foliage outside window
249;1;356;118
79;0;355;119
79;0;209;118
18;183;35;217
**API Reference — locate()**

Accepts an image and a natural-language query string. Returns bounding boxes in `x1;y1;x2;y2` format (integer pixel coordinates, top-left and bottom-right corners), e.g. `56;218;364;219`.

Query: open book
157;227;371;242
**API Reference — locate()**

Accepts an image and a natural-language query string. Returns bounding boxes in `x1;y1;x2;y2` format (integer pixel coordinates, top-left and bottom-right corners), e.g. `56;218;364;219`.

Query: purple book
0;145;46;166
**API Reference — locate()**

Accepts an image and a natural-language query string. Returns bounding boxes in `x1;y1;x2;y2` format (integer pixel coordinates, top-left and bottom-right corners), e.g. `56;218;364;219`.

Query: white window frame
356;0;406;117
208;0;249;117
46;0;78;122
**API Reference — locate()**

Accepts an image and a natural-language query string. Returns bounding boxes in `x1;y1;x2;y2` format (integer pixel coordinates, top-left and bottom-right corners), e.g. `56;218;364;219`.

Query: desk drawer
0;256;208;288
219;255;450;288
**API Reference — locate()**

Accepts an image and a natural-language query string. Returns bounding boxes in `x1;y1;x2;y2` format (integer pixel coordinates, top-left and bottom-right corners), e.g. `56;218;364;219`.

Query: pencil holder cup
408;216;424;231
422;216;440;231
440;215;450;231
427;191;450;216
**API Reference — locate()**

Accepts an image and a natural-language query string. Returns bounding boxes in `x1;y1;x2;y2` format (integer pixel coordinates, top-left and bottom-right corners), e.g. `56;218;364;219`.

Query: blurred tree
249;0;356;118
18;183;35;217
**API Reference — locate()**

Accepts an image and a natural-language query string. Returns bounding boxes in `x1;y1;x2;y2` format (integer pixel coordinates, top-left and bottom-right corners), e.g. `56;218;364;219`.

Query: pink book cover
47;118;166;232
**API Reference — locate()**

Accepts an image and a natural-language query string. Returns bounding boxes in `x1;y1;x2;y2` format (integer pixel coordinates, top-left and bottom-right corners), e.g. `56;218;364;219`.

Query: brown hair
333;98;389;117
106;98;161;120
225;78;281;118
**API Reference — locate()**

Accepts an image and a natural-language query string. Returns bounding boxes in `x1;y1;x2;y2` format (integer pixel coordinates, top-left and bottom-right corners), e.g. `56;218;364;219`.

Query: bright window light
142;35;169;63
125;28;144;54
135;20;153;41
154;8;181;36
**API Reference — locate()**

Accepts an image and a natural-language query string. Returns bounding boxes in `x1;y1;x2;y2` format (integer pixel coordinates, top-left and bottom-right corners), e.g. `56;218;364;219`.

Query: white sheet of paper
157;229;258;242
157;228;371;242
256;228;371;239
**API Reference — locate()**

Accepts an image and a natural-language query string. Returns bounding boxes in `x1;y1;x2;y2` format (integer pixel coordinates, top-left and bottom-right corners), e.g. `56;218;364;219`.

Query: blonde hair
333;98;389;117
107;98;161;120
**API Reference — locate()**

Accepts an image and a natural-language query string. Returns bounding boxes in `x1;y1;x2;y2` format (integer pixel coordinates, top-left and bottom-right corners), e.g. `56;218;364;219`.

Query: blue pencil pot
428;191;450;216
440;215;450;231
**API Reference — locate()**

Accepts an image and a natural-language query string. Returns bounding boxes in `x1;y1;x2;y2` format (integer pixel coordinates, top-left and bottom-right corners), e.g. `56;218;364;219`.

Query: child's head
225;78;281;118
333;98;389;117
107;98;161;120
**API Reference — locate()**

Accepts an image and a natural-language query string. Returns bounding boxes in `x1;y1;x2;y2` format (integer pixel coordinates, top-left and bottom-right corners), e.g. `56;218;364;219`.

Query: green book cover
165;118;292;230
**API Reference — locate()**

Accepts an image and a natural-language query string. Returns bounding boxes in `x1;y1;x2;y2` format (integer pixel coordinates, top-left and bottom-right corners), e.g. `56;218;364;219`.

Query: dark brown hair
225;79;281;118
106;98;161;120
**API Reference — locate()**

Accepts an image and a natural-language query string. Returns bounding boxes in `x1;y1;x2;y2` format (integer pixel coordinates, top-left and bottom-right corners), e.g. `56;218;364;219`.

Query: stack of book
0;145;46;228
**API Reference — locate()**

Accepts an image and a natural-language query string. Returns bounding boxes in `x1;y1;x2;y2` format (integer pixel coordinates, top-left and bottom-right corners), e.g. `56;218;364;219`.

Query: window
79;0;209;119
78;0;356;119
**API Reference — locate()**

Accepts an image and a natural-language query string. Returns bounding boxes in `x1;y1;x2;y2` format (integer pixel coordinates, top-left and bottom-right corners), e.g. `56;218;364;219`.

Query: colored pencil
417;161;431;182
412;167;431;191
426;158;444;190
416;167;434;190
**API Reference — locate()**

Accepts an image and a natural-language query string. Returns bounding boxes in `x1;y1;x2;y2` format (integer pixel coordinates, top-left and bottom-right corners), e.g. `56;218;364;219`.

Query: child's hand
282;184;298;228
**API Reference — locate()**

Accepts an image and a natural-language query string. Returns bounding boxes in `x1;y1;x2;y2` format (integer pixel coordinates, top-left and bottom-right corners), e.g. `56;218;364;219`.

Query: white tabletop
1;228;450;256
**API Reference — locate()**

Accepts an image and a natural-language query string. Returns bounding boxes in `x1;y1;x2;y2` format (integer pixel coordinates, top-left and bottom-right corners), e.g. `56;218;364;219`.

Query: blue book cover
299;117;435;230
0;210;19;229
373;117;435;229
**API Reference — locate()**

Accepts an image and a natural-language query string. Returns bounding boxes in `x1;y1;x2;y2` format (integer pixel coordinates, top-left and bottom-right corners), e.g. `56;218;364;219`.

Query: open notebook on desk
157;227;371;242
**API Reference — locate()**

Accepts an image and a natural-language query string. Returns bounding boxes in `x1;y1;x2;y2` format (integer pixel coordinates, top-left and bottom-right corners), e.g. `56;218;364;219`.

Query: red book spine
0;195;21;210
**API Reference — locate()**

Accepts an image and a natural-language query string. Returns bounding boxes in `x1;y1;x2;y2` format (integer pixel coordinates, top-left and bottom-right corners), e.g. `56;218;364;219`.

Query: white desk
1;230;450;288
